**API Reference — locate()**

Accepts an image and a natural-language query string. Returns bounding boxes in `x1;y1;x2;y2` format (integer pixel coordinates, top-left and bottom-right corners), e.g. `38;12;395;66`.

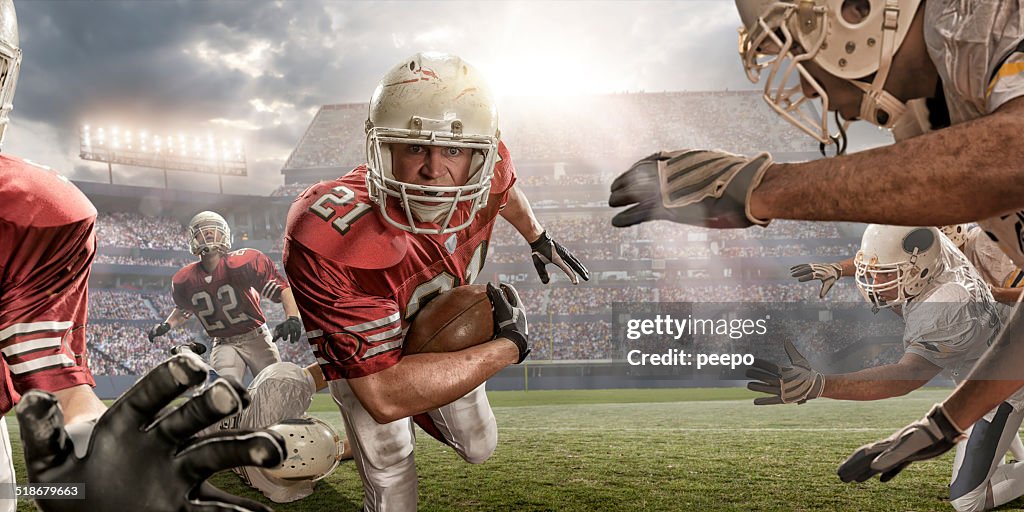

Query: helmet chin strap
852;0;907;130
819;111;850;157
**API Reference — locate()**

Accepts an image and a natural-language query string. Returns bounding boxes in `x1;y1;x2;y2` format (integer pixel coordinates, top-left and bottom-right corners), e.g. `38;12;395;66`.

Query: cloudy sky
6;1;772;194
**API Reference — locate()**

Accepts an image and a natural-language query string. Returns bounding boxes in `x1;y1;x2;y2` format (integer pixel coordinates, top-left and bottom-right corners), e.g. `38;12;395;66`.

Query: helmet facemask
188;212;232;256
854;224;943;312
364;53;501;236
365;121;497;235
737;0;921;151
739;3;836;145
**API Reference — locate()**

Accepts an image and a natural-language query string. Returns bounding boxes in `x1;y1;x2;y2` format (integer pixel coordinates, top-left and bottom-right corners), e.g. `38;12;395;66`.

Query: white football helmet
262;417;344;482
736;0;922;144
0;0;20;150
365;52;500;235
854;224;943;310
939;224;969;248
188;211;232;255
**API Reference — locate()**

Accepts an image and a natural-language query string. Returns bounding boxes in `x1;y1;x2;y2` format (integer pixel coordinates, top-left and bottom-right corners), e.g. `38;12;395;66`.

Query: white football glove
609;149;772;229
746;340;825;405
838;404;966;483
790;263;844;299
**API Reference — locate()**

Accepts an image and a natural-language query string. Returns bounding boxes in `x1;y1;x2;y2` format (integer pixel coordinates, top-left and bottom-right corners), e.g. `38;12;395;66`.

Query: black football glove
487;282;530;363
609;150;772;229
838;404;966;484
272;316;303;344
746;340;825;405
148;322;171;343
529;231;590;284
17;352;287;512
170;342;208;356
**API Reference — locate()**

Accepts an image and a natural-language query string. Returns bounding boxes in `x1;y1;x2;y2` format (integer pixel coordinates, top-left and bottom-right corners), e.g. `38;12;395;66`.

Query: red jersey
284;142;517;380
171;249;289;338
0;155;97;414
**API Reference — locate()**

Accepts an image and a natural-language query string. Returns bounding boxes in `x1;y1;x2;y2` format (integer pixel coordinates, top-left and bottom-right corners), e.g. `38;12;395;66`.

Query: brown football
403;284;494;355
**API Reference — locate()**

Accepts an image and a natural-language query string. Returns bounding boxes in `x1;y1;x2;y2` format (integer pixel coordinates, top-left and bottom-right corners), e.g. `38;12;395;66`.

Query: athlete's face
390;143;473;187
870;271;901;301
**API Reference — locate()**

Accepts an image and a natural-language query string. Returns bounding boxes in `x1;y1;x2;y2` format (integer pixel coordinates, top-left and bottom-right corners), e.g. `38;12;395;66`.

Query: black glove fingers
177;430;286;482
879;461;910;482
499;283;523;309
610;200;662;228
153;378;248;441
531;254;551;284
187;482;273;512
752;395;785;406
15;390;71;475
783;340;810;366
107;353;210;430
745;366;781;385
837;446;883;483
487;282;512;312
563;251;590;281
748;357;782;375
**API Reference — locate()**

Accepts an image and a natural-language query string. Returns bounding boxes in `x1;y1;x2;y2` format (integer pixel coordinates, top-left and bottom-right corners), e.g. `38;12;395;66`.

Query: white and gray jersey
924;0;1024;268
901;236;1002;382
961;226;1022;288
209;362;320;504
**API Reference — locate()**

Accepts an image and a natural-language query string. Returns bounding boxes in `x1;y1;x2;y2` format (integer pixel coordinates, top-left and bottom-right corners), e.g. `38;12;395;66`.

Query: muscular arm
499;184;544;243
942;306;1024;428
990;286;1024;304
835;257;856;278
822;352;942;401
749;97;1024;225
347;339;519;424
279;288;300;318
52;384;106;425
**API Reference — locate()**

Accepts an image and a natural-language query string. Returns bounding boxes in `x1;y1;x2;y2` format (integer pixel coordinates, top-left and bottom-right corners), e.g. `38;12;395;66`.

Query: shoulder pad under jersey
285;168;408;270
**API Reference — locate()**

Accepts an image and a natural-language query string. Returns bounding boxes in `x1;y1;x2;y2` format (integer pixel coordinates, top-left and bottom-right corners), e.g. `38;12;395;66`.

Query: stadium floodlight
79;123;248;192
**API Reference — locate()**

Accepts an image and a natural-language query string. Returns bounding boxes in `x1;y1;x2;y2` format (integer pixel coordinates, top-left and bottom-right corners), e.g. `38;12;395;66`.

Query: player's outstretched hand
745;340;824;405
273;316;303;343
790;263;844;299
609;149;773;229
147;322;170;343
529;231;589;284
838;404;966;483
487;282;530;363
17;352;287;512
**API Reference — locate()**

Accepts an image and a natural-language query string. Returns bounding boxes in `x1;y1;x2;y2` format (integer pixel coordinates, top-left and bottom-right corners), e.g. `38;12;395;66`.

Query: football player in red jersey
149;210;304;383
284;52;588;511
0;1;285;510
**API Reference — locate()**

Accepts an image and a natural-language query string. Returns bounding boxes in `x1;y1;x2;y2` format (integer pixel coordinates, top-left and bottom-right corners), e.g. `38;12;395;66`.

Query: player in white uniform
175;343;353;504
608;0;1024;481
752;225;1023;510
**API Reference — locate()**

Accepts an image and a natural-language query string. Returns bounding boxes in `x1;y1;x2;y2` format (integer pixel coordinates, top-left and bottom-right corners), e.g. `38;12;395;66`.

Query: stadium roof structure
281;90;888;185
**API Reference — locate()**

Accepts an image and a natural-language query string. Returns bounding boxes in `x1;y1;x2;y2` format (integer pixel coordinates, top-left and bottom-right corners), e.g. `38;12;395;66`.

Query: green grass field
10;387;1020;511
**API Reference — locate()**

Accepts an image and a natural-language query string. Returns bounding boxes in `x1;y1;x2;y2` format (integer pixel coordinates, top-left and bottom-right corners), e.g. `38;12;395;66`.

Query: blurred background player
149;210;304;382
284;52;587;511
754;225;1024;511
0;1;286;509
792;224;1024;304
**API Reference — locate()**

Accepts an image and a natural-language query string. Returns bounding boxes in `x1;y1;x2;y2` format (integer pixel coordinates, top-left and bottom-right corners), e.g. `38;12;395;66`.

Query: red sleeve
491;141;517;197
284;240;402;380
170;277;193;312
238;249;289;303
